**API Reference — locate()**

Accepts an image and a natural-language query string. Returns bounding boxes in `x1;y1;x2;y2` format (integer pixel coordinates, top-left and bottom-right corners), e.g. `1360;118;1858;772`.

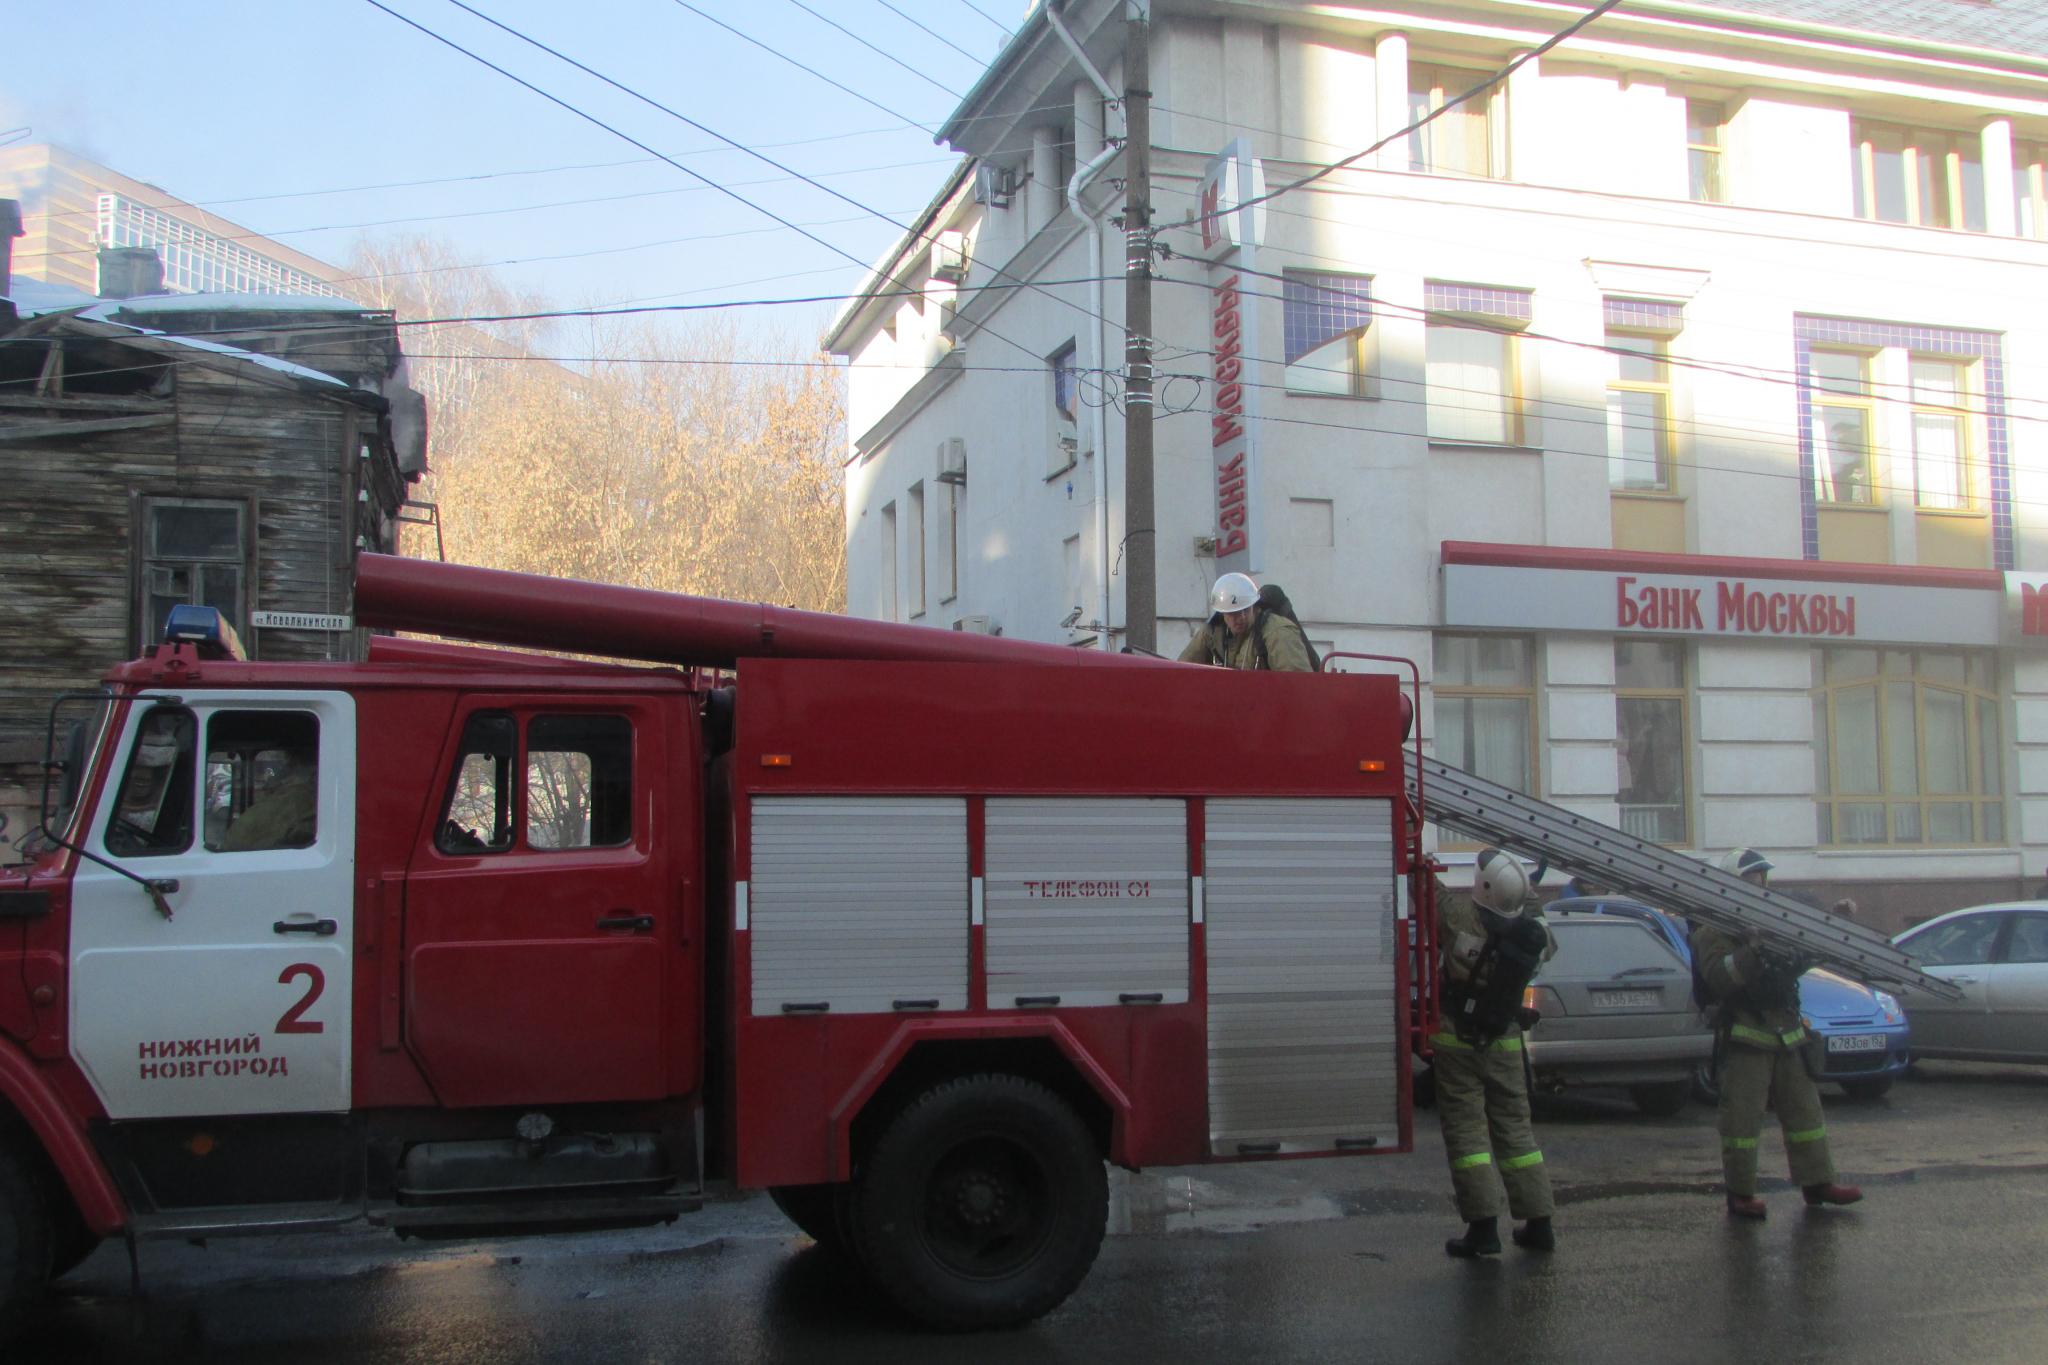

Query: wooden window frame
1615;640;1690;846
1432;634;1538;852
1852;121;1986;232
1686;101;1726;203
1606;329;1676;492
1813;648;2004;849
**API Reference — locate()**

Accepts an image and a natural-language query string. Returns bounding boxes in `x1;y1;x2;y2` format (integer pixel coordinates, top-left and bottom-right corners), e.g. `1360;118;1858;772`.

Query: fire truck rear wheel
0;1139;54;1342
854;1073;1106;1330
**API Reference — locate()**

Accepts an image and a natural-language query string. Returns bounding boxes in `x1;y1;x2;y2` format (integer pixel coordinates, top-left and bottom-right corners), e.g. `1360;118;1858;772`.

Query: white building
824;0;2048;930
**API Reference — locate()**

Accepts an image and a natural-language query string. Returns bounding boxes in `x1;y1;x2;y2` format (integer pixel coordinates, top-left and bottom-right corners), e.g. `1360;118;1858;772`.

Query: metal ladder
1409;754;1960;1000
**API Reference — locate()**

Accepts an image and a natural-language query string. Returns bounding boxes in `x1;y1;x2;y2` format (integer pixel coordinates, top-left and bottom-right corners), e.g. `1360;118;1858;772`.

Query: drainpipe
1055;2;1122;647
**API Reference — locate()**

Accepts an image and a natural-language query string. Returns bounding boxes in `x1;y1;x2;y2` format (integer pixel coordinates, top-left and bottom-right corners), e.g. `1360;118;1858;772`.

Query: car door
1895;912;2002;1055
401;698;677;1108
68;693;355;1119
1985;912;2048;1061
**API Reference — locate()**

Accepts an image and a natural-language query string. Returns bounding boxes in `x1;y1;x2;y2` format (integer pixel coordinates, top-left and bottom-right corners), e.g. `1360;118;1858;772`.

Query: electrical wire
670;0;939;131
784;0;966;101
869;0;985;65
951;0;1011;34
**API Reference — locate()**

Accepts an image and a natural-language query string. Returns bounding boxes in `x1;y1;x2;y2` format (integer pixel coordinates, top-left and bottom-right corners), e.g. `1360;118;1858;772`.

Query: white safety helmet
1470;847;1531;919
1720;847;1773;883
1209;572;1261;614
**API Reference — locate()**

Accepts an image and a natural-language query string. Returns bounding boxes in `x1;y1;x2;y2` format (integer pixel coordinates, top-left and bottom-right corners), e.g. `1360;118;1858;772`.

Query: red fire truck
0;554;1429;1332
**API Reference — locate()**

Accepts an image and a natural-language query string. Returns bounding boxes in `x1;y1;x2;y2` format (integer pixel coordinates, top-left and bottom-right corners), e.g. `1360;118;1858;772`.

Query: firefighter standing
1434;848;1557;1257
1691;848;1863;1219
1178;573;1312;671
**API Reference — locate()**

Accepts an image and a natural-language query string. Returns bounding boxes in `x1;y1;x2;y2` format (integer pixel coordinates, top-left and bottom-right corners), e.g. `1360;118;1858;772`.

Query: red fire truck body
0;557;1427;1331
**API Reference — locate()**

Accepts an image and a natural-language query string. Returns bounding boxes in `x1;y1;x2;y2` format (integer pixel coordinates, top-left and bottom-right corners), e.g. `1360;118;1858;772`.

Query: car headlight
1874;992;1903;1024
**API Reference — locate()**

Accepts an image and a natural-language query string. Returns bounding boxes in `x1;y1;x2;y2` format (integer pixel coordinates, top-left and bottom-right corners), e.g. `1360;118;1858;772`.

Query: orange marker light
1359;760;1386;772
760;754;793;768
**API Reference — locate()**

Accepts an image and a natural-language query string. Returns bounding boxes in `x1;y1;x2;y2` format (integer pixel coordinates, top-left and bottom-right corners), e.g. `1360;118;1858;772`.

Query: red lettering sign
1625;576;1856;637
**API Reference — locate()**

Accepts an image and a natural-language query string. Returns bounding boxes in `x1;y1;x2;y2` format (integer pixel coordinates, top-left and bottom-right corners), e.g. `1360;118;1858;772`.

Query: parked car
1550;896;1912;1101
1893;902;2048;1064
1523;905;1712;1116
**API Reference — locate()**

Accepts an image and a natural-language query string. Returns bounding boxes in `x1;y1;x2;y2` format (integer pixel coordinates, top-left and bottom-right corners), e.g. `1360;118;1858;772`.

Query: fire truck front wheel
768;1184;846;1255
854;1073;1106;1330
0;1136;54;1342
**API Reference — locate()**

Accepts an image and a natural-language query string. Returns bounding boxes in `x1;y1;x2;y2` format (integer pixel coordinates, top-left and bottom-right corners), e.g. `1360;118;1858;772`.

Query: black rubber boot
1446;1217;1502;1258
1511;1216;1555;1251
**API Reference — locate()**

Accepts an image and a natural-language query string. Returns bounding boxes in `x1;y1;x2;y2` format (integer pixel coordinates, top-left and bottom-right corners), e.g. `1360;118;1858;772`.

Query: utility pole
1120;1;1156;654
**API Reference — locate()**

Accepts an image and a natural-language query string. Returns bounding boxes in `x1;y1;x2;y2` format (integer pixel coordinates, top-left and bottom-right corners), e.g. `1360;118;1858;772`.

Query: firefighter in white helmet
1689;848;1862;1219
1177;573;1312;671
1433;848;1557;1257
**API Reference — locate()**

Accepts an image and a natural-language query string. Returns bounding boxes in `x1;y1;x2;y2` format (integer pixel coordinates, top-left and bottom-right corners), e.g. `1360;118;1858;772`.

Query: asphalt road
16;1059;2048;1365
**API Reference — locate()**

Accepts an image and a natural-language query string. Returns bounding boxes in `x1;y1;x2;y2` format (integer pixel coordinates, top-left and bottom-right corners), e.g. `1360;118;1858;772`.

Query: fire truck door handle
596;914;656;932
274;919;339;936
781;1002;829;1014
1119;992;1164;1005
892;999;940;1011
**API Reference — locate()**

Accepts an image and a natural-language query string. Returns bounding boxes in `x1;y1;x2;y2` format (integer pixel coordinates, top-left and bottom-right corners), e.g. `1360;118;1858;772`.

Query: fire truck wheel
0;1139;54;1341
45;1193;100;1281
854;1073;1106;1330
769;1184;845;1254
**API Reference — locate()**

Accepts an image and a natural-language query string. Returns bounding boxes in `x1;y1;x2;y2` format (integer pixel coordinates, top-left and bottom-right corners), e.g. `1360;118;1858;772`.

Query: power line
784;0;966;100
670;1;937;131
951;0;1011;34
869;0;985;65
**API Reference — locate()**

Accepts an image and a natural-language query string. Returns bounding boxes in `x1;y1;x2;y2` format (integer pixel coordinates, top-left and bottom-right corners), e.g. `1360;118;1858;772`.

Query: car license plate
1590;990;1661;1008
1827;1033;1888;1052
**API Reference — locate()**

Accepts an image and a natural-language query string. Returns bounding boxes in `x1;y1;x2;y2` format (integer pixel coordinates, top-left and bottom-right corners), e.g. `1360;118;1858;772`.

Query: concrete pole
1122;2;1156;653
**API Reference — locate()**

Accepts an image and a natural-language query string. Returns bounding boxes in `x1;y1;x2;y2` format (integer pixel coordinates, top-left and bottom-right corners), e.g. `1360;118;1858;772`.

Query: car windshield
1543;919;1686;980
1902;914;2002;967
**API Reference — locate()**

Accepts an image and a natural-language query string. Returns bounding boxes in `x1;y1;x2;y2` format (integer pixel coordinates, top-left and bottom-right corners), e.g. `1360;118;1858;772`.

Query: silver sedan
1893;902;2048;1063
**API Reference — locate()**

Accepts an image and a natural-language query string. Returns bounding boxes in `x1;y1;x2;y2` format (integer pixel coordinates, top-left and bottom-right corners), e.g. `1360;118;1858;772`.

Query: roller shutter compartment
984;798;1190;1008
1204;798;1399;1156
749;796;969;1016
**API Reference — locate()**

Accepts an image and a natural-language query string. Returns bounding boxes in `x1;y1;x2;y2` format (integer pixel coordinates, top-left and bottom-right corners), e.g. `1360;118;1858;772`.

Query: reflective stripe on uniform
1500;1150;1545;1170
1729;1023;1805;1048
1431;1032;1523;1052
1785;1126;1828;1144
1450;1151;1494;1170
1721;1136;1758;1149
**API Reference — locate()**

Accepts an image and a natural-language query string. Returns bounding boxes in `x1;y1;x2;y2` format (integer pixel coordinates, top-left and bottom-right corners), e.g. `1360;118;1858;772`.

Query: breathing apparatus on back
1445;848;1551;1045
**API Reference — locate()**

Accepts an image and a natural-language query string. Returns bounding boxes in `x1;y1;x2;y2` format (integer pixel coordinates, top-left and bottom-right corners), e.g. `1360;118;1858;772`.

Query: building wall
832;1;2048;921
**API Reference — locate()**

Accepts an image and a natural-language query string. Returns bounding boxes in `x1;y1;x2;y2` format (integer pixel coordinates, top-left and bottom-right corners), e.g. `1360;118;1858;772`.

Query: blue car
1547;895;1912;1100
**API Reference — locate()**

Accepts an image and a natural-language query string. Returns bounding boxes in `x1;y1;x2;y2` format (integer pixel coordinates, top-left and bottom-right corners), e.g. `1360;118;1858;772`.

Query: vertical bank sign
1198;140;1266;574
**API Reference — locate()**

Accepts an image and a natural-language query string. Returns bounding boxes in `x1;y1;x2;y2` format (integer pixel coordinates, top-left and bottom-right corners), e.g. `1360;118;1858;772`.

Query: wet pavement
16;1059;2048;1364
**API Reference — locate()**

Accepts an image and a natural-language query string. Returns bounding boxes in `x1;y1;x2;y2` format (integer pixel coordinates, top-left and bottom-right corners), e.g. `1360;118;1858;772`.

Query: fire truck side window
527;715;633;849
104;707;197;857
204;710;320;852
437;711;515;854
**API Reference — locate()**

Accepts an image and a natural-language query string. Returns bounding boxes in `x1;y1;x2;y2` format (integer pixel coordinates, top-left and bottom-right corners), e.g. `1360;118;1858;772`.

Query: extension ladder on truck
1408;754;1962;1001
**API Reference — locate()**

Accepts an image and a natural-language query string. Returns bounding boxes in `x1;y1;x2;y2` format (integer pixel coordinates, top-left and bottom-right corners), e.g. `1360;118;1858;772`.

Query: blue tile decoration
1604;297;1685;332
1282;272;1372;365
1793;315;2011;569
1424;281;1533;321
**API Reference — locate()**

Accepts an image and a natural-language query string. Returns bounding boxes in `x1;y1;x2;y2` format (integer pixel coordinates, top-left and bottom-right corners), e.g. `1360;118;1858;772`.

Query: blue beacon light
162;605;248;661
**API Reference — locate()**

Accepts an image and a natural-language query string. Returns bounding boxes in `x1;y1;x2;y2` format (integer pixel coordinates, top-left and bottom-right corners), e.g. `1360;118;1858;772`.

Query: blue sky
5;0;1016;339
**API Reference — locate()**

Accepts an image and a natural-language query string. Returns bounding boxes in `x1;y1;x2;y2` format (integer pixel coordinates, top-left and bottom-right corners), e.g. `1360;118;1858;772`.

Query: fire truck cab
0;562;1424;1333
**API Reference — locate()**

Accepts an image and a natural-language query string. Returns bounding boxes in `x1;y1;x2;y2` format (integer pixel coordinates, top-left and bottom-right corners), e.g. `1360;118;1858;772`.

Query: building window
1852;122;1987;232
1409;63;1497;178
906;482;927;619
1615;640;1688;844
140;498;245;646
2019;142;2047;238
938;483;959;604
879;501;898;621
1607;332;1674;491
1910;358;1972;510
1808;350;1876;505
1813;648;2002;847
1687;101;1726;203
1424;283;1531;445
1434;634;1535;795
1283;271;1375;396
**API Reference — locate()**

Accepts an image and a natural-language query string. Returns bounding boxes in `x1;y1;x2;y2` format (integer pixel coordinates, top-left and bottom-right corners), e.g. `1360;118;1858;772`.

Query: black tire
853;1073;1106;1330
44;1192;98;1281
1840;1076;1895;1101
1631;1080;1693;1117
1693;1056;1722;1106
769;1184;844;1253
0;1140;53;1344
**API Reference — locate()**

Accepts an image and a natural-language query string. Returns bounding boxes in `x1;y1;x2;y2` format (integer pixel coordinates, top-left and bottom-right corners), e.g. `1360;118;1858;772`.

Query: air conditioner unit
937;437;967;485
973;164;1016;208
931;229;968;283
952;615;995;634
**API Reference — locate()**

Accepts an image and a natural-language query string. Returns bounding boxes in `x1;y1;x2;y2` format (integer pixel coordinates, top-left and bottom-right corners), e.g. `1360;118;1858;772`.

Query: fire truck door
401;702;672;1108
68;693;356;1119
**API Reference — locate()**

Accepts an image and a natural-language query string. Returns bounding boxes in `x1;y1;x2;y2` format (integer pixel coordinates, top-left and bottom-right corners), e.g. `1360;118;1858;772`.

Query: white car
1893;902;2048;1064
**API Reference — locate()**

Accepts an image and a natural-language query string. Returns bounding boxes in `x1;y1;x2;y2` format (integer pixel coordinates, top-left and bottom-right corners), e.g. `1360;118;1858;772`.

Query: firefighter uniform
1176;610;1312;671
1691;923;1835;1198
1434;892;1556;1231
